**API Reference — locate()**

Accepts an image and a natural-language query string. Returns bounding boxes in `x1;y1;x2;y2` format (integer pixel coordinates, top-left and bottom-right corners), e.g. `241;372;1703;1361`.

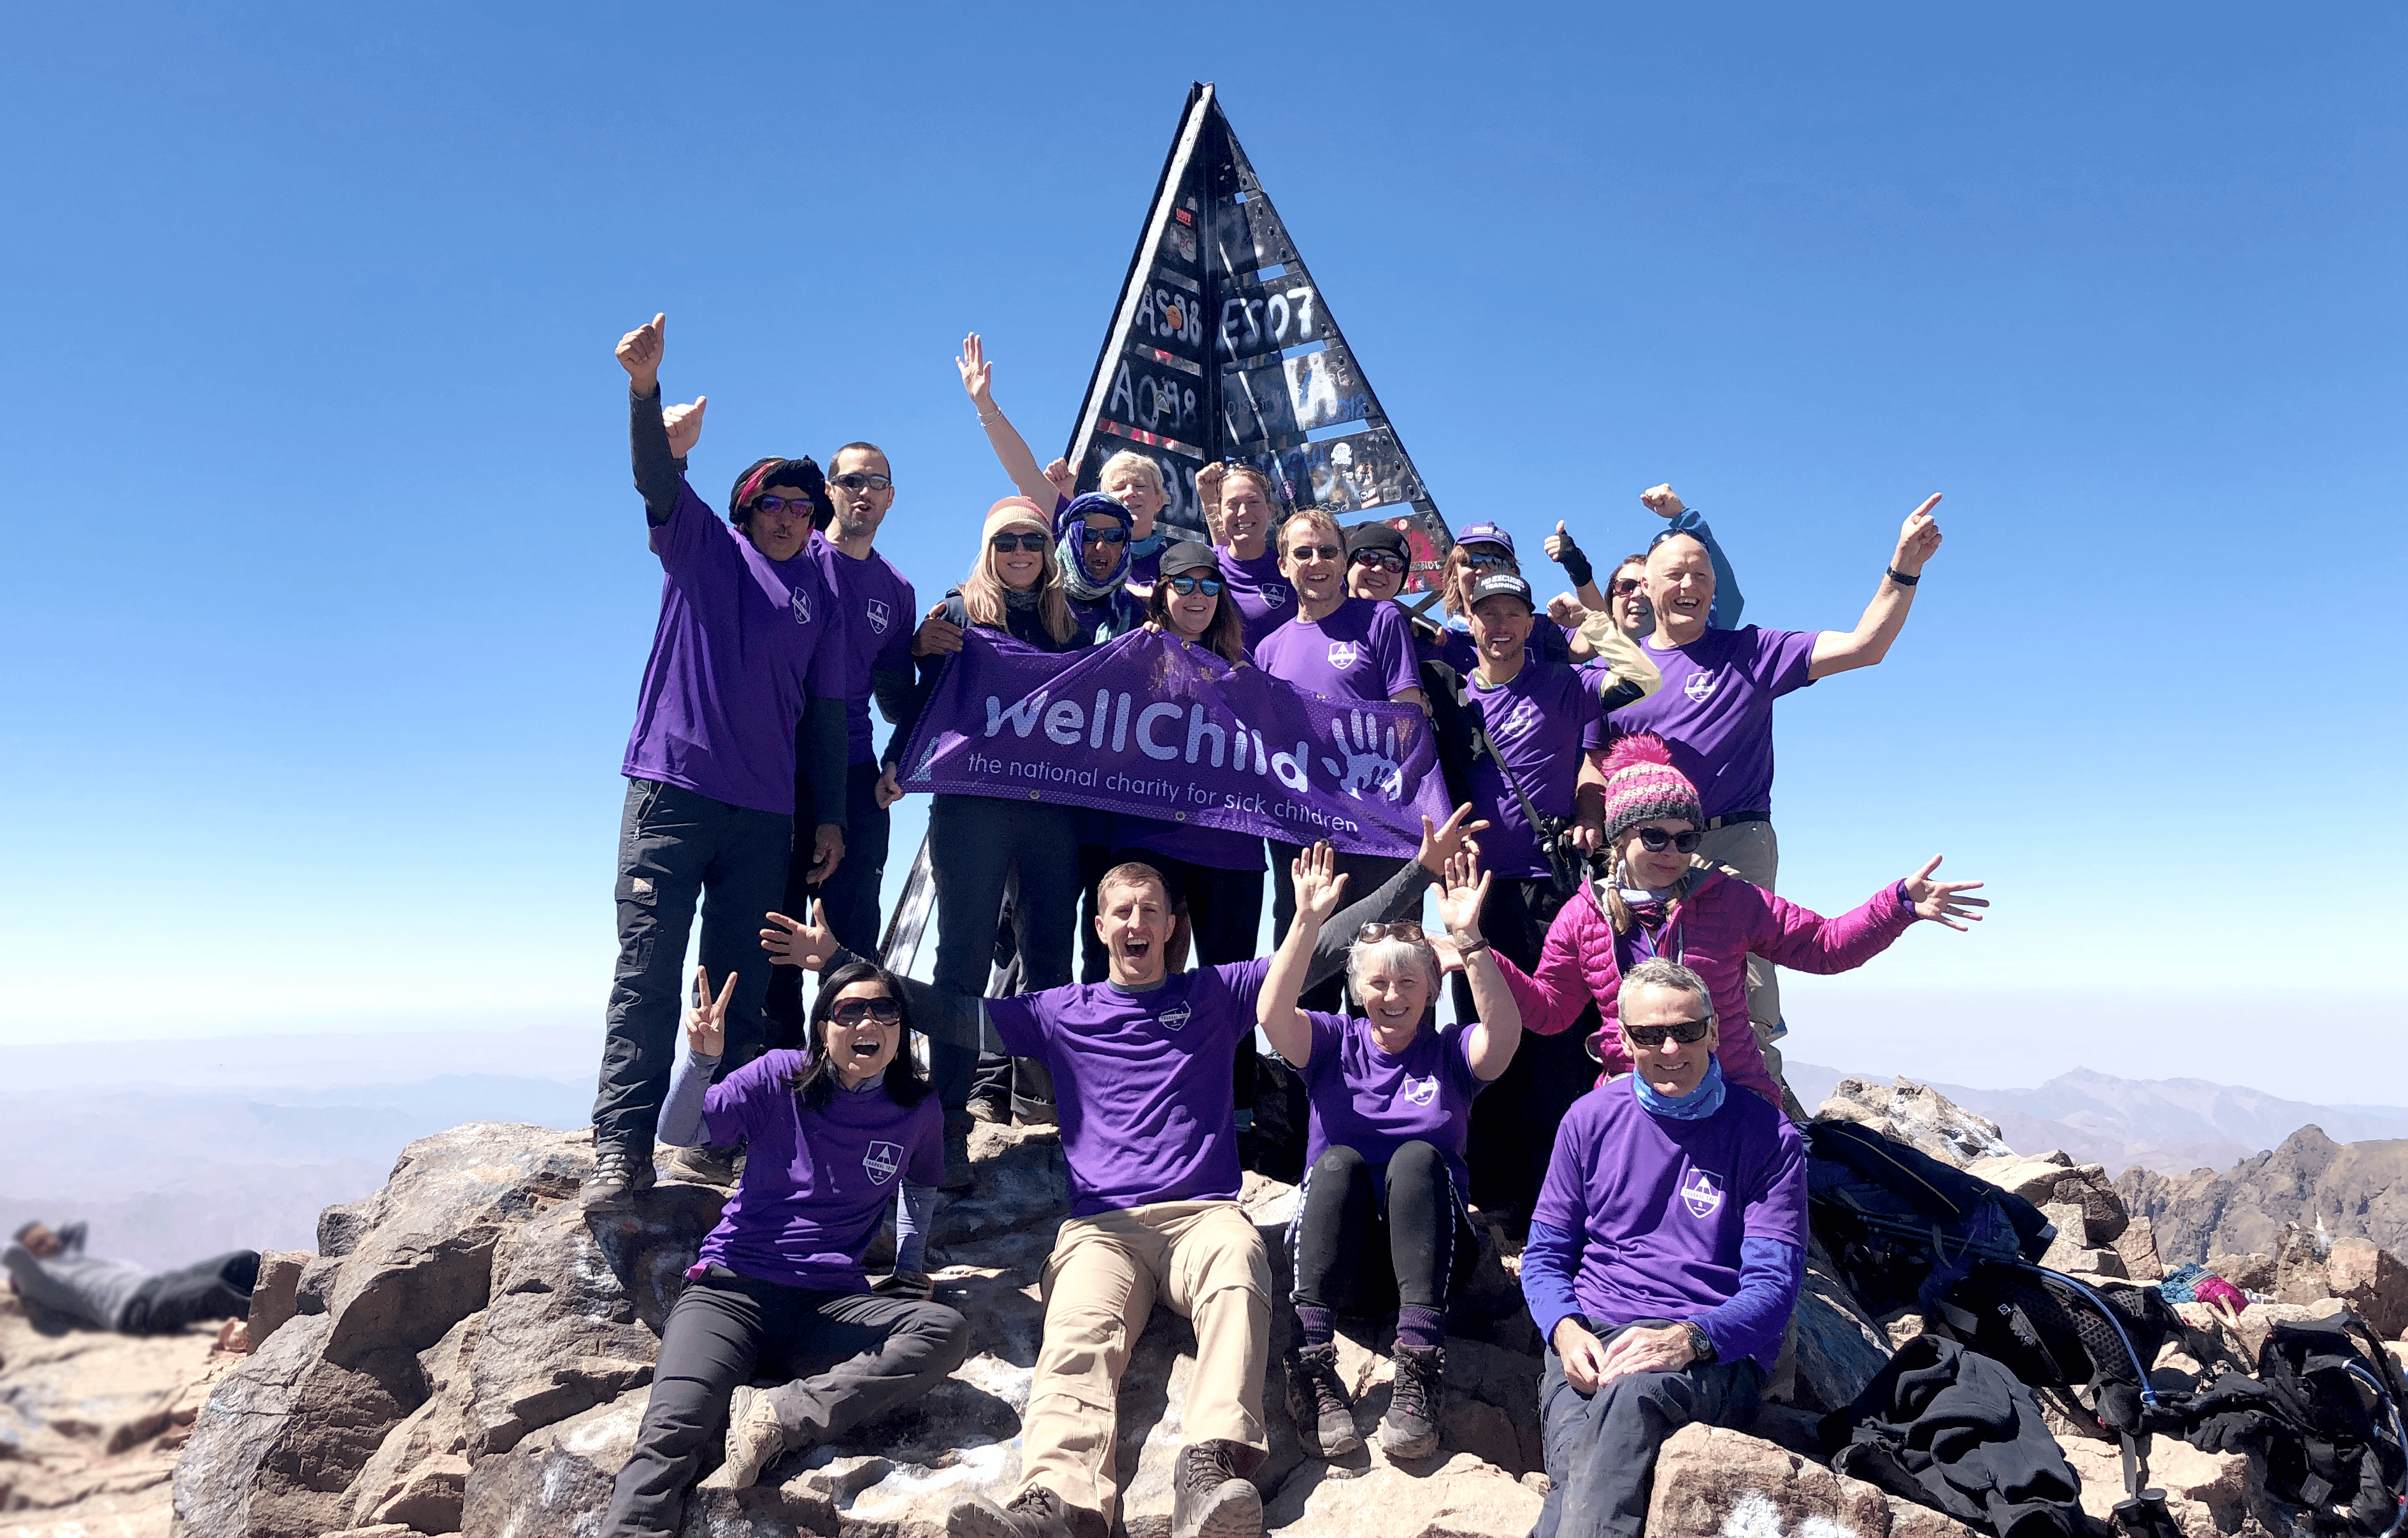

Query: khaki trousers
1019;1200;1272;1523
1693;820;1800;1112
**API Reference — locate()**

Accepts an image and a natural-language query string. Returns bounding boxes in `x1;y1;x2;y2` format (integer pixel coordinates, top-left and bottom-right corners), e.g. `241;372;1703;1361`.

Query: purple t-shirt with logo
805;530;917;766
1606;626;1818;820
1298;1013;1487;1195
1465;660;1609;879
987;959;1268;1217
1215;545;1296;653
1530;1076;1807;1371
1252;597;1420;704
621;480;835;815
697;1050;944;1292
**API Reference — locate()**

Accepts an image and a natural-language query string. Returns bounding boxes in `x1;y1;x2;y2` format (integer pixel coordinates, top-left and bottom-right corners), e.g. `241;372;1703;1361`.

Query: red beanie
1600;735;1703;842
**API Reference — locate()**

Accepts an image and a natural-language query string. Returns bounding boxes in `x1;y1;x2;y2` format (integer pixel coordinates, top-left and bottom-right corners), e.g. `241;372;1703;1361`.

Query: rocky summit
5;1078;2405;1538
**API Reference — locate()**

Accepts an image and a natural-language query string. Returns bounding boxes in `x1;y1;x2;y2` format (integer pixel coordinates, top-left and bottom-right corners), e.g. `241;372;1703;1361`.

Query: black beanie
729;457;831;530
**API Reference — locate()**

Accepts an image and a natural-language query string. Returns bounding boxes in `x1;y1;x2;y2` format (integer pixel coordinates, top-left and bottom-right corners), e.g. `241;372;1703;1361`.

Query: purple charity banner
896;627;1452;858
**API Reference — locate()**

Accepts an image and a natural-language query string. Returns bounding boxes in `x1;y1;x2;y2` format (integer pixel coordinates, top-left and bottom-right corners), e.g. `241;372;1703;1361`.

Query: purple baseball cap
1454;522;1516;557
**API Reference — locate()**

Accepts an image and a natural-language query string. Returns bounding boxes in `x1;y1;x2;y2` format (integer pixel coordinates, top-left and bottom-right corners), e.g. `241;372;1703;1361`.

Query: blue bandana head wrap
1631;1053;1725;1121
1056;492;1133;602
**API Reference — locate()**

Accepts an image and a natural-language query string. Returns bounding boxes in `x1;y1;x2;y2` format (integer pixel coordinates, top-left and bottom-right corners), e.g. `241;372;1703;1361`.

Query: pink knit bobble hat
1599;735;1703;842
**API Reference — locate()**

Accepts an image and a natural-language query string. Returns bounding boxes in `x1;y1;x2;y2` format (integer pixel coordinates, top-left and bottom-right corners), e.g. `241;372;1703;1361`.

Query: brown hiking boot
947;1483;1105;1538
1381;1343;1444;1459
1282;1342;1361;1458
1171;1439;1262;1538
701;1384;784;1490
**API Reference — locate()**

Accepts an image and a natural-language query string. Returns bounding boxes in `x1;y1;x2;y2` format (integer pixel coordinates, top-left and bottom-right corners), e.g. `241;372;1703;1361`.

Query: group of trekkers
585;313;1987;1538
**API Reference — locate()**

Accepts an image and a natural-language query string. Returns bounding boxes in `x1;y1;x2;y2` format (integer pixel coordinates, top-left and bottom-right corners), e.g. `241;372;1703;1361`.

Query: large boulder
1647;1423;1982;1538
2322;1235;2408;1339
1817;1079;2015;1170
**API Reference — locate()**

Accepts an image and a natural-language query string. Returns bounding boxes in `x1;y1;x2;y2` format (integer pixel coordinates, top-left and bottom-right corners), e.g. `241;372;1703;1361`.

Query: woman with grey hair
1256;843;1523;1463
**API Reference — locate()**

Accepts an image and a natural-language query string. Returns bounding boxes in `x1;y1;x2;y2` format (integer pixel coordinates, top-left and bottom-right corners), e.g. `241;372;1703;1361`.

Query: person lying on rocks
1517;956;1808;1538
1255;844;1524;1463
1490;733;1986;1118
3;1221;257;1336
761;806;1489;1538
598;961;972;1538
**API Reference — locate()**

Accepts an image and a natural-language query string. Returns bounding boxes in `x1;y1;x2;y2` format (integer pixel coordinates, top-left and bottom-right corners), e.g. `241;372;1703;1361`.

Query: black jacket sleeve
798;697;850;829
629;383;686;527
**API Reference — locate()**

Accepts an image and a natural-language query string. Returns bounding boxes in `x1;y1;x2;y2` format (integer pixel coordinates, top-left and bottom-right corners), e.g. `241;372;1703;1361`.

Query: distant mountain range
1787;1061;2408;1175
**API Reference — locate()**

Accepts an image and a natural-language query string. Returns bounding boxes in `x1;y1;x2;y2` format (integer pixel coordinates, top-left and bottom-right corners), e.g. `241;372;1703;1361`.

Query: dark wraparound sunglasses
1350;550;1407;573
1167;574;1224;596
1626;1016;1712;1048
1085;523;1129;545
1635;827;1702;853
990;532;1050;553
830;997;903;1025
1286;543;1343;562
831;472;892;492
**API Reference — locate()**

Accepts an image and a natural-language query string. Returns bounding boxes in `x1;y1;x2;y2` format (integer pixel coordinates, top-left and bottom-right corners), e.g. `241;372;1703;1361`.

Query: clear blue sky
4;3;2401;1099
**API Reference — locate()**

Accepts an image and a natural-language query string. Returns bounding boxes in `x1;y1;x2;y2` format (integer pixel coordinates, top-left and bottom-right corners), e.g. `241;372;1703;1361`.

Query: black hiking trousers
1288;1141;1479;1321
1536;1321;1764;1538
118;1250;259;1335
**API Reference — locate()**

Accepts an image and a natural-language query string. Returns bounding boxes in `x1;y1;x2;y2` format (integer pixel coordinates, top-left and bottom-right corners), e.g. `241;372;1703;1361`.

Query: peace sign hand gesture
1902;855;1988;930
685;964;737;1057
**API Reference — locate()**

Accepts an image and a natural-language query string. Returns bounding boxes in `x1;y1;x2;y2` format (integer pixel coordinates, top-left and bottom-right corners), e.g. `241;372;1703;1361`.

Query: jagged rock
247;1248;309;1347
2051;1168;2128;1245
2113;1216;2165;1283
348;1310;483;1527
1965;1155;2080;1207
1263;1453;1543;1536
2062;1438;2236;1538
2205;1251;2275;1292
1770;1246;1893;1415
1816;1079;2014;1169
1647;1423;1984;1538
2040;1200;2091;1251
2117;1127;2408;1266
365;1449;471;1530
2323;1236;2408;1339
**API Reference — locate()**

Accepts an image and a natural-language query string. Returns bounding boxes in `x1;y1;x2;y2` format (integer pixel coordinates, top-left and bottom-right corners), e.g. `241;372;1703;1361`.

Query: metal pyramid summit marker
1066;82;1453;587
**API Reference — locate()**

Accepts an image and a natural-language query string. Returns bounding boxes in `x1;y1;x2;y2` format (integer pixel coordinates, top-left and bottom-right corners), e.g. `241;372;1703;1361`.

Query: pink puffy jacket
1493;866;1919;1107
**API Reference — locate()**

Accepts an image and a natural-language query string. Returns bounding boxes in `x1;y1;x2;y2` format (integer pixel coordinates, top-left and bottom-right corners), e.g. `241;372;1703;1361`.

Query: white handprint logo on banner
1319;711;1405;801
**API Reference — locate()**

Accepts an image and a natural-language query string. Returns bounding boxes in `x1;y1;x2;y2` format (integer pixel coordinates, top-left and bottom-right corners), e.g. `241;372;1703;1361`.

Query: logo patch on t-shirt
1681;1169;1724;1219
1495;697;1542;741
1157;1000;1193;1033
1261;583;1291;608
1326;641;1361;670
866;598;891;634
863;1141;903;1185
791;585;814;625
1399;1074;1440;1108
1682;671;1717;702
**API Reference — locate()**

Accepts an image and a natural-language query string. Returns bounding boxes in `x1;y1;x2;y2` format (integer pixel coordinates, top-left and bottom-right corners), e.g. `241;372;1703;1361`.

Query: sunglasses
752;494;813;516
1286;543;1343;562
989;532;1050;553
1356;920;1426;944
1624;1016;1713;1048
1634;827;1702;853
1166;574;1224;597
1610;577;1645;597
831;472;892;492
829;997;903;1026
1350;550;1407;573
1465;551;1515;571
1085;523;1128;545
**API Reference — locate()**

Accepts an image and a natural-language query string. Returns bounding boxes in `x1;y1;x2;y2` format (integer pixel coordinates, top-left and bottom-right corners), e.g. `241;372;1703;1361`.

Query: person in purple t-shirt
1519;957;1809;1538
1256;845;1523;1463
1606;491;1944;1078
1252;507;1430;1052
598;960;970;1538
1195;462;1297;647
762;808;1487;1538
585;313;849;1212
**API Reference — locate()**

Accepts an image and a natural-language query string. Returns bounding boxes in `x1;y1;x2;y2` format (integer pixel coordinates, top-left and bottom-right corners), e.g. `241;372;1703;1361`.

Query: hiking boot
1381;1344;1444;1460
702;1384;785;1490
1171;1439;1262;1538
659;1142;743;1187
965;1095;1008;1125
578;1144;656;1211
947;1483;1105;1538
941;1116;976;1193
1282;1342;1361;1458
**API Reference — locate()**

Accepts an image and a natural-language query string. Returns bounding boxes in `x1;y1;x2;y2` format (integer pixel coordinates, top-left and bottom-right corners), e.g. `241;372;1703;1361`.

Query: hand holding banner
896;627;1451;858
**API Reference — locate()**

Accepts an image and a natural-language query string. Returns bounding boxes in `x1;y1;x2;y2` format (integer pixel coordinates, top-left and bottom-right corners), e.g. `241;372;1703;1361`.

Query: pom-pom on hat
1599;734;1703;843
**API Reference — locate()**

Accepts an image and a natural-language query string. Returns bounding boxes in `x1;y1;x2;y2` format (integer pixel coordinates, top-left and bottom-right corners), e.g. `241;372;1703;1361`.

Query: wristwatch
1682;1321;1717;1363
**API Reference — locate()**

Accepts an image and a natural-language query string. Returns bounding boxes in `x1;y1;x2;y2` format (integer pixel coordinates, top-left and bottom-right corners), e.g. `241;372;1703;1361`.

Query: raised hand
1903;855;1986;930
663;396;706;459
1416;803;1491;875
1891;495;1944;576
1639;483;1685;520
1289;841;1352;928
912;602;964;657
1042;458;1077;501
956;333;993;407
617;313;666;393
1319;710;1404;800
1436;850;1490;940
759;901;840;971
1194;461;1226;508
685;963;736;1057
